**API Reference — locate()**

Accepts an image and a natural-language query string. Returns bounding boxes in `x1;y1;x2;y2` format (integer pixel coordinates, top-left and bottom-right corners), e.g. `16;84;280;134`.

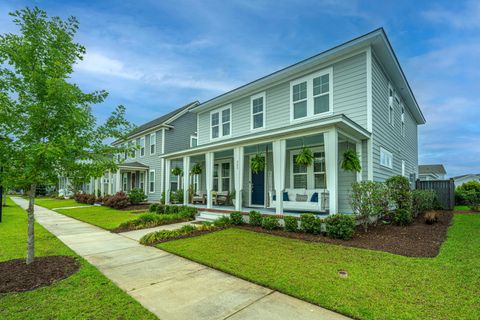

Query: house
452;174;480;187
83;101;199;202
418;164;447;181
162;28;425;215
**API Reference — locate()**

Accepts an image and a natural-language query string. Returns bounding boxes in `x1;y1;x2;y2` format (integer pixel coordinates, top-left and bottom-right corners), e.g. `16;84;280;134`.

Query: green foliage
385;176;412;210
325;214;356;240
300;214;322;234
341;149;362;173
116;208;195;231
190;163;202;175
295;147;314;167
249;211;262;226
171;189;184;204
213;216;232;227
127;188;146;205
104;192;129;209
230;211;243;225
350;181;389;231
149;203;159;213
261;216;280;230
140;224;219;245
393;208;413;226
464;191;480;211
412;190;436;217
250;154;265;174
171;167;183;176
456;181;480;207
283;216;298;232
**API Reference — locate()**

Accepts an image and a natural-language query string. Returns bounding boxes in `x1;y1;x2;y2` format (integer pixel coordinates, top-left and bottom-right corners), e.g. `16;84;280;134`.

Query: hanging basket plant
190;163;202;175
341;149;362;173
295;147;314;167
171;167;183;176
251;154;265;174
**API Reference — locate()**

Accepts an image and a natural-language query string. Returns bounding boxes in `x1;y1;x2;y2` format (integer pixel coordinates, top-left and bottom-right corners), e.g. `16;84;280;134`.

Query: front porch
165;126;368;215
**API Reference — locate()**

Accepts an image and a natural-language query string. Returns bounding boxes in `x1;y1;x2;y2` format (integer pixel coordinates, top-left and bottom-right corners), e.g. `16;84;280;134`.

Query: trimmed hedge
115;207;197;232
300;214;322;234
230;211;243;225
283;216;298;232
248;211;262;226
325;214;355;240
261;216;280;230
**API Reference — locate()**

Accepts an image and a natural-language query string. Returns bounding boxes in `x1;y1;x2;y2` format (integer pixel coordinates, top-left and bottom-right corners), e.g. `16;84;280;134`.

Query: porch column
144;169;148;194
233;146;244;211
324;128;338;214
165;159;171;204
115;170;121;193
159;158;165;195
100;174;105;196
205;152;214;209
356;142;363;182
183;156;190;204
272;139;286;215
108;171;112;195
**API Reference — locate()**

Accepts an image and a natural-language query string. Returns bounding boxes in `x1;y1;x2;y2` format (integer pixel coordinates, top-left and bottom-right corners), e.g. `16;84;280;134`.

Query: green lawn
0;198;157;320
55;205;139;230
454;205;470;211
34;197;86;209
159;215;480;320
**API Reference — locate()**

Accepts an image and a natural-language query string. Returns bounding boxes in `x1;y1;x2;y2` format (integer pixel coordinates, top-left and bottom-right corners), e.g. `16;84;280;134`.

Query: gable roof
418;164;446;175
452;173;480;180
190;28;426;125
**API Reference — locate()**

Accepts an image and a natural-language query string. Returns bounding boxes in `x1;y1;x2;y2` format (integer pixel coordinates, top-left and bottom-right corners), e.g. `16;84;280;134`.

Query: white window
210;105;231;139
191;174;200;192
401;160;405;176
388;84;394;126
213;160;231;192
291;148;326;189
291;68;332;121
401;104;405;137
150;133;156;155
139;172;145;191
190;135;198;147
380;147;393;169
149;170;155;193
140;137;145;157
251;92;265;130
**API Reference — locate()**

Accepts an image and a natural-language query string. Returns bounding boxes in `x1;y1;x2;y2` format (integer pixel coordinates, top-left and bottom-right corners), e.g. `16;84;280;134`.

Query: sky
1;0;479;177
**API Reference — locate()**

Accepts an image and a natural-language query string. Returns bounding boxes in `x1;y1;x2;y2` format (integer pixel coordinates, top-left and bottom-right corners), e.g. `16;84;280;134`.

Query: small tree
0;7;134;264
350;181;387;231
385;176;412;210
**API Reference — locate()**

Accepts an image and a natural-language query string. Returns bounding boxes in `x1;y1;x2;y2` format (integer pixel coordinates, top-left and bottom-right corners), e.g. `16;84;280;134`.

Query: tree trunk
3;190;7;206
26;183;36;265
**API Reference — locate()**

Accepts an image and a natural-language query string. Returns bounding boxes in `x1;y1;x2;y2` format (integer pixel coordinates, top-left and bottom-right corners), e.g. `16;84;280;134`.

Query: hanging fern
251;154;265;174
295;147;314;167
190;163;202;175
171;167;183;176
341;149;362;173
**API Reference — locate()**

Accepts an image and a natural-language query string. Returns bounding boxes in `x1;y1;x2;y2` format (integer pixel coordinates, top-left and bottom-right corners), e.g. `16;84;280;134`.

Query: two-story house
162;28;425;215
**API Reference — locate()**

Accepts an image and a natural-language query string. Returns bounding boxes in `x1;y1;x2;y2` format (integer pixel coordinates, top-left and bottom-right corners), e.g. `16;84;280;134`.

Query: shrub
385;176;412;210
104;192;129;209
149;203;159;212
325;214;356;240
262;216;280;230
213;216;232;227
412;190;436;217
424;211;439;224
230;211;243;225
300;214;322;234
350;181;389;231
393;208;413;226
249;211;262;226
455;181;480;205
140;224;218;245
128;188;147;204
85;193;96;205
283;216;298;232
116;211;196;232
465;190;480;211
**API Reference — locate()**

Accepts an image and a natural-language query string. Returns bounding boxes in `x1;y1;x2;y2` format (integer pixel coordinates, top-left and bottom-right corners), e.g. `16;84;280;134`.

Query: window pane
314;152;325;172
314;95;329;114
222;109;230;122
222;178;230;192
313;74;329;96
293;101;307;119
314;174;326;188
222;163;230;176
293;155;307;173
253;113;263;129
292;82;307;101
253;97;263;113
293;175;307;188
213;178;218;191
222;123;230;136
212;126;219;138
213;164;219;177
211;113;219;126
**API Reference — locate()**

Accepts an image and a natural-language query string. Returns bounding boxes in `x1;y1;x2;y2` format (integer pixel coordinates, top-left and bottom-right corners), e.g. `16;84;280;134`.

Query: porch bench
268;189;329;212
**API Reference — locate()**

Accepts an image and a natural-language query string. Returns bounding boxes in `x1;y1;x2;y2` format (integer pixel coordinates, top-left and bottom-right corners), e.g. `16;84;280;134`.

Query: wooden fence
415;179;455;210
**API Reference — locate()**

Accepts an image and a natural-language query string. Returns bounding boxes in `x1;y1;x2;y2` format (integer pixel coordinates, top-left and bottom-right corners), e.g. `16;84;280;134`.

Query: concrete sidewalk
12;197;350;320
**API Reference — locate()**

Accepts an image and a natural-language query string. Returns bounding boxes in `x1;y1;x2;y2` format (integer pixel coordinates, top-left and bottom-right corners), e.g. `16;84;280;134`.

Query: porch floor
190;204;328;217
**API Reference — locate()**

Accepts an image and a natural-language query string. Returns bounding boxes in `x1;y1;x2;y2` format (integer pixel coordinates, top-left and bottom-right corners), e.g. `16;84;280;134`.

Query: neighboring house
163;28;425;214
418;164;447;181
82;101;199;202
452;174;480;187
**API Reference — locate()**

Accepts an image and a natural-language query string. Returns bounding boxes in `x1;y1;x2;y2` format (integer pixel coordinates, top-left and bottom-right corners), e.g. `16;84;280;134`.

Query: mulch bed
238;210;453;258
0;256;80;293
120;203;151;211
454;210;480;214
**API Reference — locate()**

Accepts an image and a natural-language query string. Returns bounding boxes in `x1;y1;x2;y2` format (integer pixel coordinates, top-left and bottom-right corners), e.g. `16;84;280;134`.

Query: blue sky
2;1;479;177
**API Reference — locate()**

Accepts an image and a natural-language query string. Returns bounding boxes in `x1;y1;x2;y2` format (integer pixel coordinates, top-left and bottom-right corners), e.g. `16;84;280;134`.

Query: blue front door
251;166;265;206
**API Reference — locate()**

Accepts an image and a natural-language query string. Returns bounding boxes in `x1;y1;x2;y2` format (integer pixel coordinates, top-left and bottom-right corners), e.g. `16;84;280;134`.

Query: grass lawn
454;205;471;211
159;215;480;320
0;198;157;320
34;197;86;210
55;205;139;230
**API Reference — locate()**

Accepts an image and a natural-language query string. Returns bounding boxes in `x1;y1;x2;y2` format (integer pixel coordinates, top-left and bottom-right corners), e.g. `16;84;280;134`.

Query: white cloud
75;51;143;80
423;1;480;29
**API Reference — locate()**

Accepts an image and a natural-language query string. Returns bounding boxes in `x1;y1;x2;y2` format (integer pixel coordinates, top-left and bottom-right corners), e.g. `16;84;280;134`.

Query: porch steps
195;211;230;222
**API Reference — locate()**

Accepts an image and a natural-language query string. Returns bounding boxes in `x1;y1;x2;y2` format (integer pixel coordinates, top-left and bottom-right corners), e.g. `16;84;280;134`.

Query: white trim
366;46;373;132
401;159;405;176
148;169;156;193
150;132;156;155
401;103;405;137
290;67;334;123
380;147;393;169
356;142;363;181
212;159;232;192
367;138;373;180
139;136;145;157
250;92;266;131
190;135;198;148
161;128;165;154
388;83;394;126
210;105;232;140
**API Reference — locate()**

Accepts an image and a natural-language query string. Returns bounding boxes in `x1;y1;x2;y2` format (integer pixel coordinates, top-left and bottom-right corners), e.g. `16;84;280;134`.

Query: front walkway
12;197;350;320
